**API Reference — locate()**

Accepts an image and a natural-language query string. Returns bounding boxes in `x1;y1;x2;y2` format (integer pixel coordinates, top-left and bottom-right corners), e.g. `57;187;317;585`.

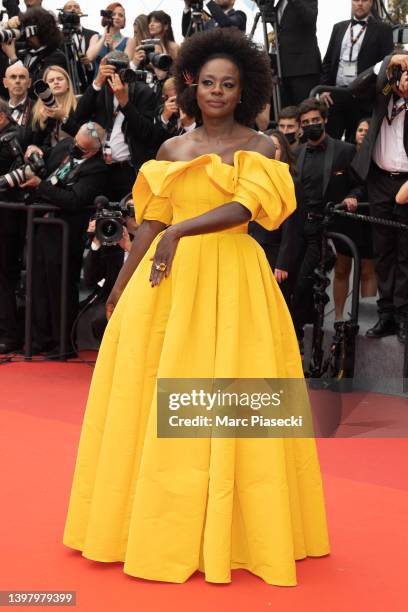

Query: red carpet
1;362;407;611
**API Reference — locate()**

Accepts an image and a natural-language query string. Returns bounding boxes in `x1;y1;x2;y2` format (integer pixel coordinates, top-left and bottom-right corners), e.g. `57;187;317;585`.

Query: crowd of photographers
0;0;407;362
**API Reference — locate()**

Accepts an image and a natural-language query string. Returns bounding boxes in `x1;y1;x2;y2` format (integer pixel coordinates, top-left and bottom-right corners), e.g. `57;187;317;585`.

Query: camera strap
386;95;408;126
348;22;367;62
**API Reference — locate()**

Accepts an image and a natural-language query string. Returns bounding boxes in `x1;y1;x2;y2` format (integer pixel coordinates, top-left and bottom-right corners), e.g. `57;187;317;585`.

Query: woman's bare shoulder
156;133;201;162
247;131;276;160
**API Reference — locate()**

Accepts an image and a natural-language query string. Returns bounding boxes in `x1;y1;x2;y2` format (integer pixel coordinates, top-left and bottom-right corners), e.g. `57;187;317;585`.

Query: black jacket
278;0;321;78
296;135;364;208
349;56;408;181
74;81;157;170
0;121;30;234
33;138;109;238
321;17;394;86
182;1;246;37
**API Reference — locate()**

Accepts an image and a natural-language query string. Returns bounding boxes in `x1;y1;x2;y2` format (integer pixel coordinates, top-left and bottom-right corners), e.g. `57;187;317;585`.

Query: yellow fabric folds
64;151;330;586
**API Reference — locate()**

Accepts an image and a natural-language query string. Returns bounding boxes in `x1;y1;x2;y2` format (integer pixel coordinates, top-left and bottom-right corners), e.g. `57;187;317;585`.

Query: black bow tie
351;18;367;26
11;103;25;113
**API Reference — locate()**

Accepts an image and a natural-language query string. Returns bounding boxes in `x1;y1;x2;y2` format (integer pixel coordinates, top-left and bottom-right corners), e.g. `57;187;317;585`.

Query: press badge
343;61;357;79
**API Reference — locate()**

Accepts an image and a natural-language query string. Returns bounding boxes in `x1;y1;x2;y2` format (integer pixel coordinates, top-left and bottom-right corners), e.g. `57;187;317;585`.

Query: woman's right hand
133;46;146;67
106;285;123;321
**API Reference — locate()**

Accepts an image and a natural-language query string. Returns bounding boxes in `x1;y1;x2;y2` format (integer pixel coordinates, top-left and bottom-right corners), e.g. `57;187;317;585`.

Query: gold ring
155;262;167;272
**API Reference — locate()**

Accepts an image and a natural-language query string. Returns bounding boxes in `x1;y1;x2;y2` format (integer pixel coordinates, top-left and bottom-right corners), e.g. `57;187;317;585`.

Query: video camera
94;195;135;246
0;152;46;191
57;9;87;32
0;24;38;44
106;56;137;85
100;8;114;29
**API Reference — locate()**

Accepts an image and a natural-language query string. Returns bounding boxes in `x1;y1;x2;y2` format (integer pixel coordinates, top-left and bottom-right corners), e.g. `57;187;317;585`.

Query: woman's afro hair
174;28;272;126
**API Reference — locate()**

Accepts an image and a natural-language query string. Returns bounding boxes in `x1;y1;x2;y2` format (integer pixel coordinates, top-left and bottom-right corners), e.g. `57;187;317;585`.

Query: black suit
351;57;408;319
182;1;246;37
292;135;363;334
74;81;156;198
278;0;321;106
30;138;109;350
321;17;394;141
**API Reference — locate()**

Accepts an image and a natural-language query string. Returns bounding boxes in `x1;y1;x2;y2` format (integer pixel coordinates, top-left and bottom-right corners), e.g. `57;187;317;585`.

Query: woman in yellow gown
63;28;329;586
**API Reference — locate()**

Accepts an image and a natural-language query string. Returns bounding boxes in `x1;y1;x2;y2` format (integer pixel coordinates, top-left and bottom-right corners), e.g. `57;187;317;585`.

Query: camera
0;27;21;44
33;79;57;108
139;38;173;72
100;8;113;27
94;195;135;246
389;65;404;88
0;131;24;164
106;56;137;84
58;10;81;30
0;152;46;191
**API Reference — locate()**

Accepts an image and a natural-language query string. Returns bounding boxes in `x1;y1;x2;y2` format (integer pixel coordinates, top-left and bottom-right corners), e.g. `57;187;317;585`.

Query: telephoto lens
0;28;21;44
33;79;57;108
0;153;46;191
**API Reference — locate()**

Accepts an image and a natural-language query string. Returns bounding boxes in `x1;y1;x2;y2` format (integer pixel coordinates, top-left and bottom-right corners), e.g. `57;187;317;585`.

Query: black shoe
397;319;408;344
0;340;22;353
366;317;396;338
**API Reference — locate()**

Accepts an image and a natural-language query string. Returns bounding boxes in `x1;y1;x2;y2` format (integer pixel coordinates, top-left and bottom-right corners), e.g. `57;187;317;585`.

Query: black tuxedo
31;138;109;350
182;1;246;37
321;17;393;141
292;135;363;334
350;56;408;319
278;0;321;106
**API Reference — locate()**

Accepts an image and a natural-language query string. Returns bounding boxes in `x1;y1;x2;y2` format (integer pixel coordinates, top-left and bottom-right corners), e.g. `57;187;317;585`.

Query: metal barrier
0;201;69;360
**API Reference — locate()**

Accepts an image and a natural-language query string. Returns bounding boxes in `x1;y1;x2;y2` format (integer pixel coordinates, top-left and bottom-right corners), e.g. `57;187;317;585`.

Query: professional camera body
389;65;404;88
0;152;46;191
100;8;114;29
94;195;134;246
58;10;82;32
140;38;173;71
106;56;137;85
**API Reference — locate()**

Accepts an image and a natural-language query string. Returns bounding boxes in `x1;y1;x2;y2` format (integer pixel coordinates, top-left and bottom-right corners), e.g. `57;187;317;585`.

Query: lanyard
349;22;367;62
386;96;408;126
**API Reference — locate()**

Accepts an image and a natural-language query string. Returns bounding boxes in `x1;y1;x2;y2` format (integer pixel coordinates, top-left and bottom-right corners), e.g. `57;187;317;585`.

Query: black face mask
285;132;297;145
70;143;85;160
302;123;325;142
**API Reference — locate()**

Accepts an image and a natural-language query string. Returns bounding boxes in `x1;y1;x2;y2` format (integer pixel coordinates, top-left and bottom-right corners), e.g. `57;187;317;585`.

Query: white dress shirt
336;17;368;87
109;98;131;163
373;96;408;173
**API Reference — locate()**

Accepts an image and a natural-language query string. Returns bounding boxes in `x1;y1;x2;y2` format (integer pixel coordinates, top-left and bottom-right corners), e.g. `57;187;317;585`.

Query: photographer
74;50;157;199
0;97;29;354
182;0;247;37
16;121;109;357
147;11;179;63
59;2;98;93
86;3;136;75
29;65;78;153
157;77;196;138
350;52;408;343
1;7;67;93
3;64;33;129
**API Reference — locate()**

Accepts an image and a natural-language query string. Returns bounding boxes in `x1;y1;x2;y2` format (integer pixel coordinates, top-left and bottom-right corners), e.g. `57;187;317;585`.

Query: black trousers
367;165;408;318
32;220;87;349
291;220;322;336
281;74;320;108
103;162;137;201
325;91;370;143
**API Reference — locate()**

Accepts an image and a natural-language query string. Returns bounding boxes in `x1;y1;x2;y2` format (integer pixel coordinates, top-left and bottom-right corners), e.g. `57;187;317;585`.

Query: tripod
61;28;83;96
249;0;284;119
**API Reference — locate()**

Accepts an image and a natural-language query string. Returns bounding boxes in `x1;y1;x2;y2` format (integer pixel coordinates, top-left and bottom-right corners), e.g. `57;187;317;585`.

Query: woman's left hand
149;228;179;287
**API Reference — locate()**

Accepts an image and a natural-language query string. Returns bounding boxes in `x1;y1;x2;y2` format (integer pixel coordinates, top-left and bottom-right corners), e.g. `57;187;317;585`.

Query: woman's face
355;120;369;146
149;18;165;38
196;58;242;121
271;135;282;161
46;70;69;96
112;7;125;29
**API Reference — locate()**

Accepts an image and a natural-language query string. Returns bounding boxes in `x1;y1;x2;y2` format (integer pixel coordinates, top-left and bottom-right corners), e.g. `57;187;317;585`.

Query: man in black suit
18;122;109;356
277;0;321;107
350;53;408;342
291;98;364;343
182;0;246;37
61;2;98;93
320;0;393;141
74;51;157;200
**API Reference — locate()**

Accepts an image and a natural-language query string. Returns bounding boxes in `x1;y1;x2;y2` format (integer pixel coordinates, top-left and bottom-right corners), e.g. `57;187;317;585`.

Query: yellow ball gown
63;151;330;586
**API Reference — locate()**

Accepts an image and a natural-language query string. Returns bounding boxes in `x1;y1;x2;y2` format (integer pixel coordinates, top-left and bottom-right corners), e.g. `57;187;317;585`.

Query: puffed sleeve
132;160;173;226
233;151;297;231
